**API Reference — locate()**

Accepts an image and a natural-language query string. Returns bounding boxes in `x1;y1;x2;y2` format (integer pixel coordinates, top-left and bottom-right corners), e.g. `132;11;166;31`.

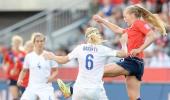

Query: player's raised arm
43;52;69;64
93;15;124;34
116;34;128;58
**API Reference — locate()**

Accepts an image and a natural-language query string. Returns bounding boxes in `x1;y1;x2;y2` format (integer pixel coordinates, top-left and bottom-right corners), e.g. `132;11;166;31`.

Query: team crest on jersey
37;63;41;69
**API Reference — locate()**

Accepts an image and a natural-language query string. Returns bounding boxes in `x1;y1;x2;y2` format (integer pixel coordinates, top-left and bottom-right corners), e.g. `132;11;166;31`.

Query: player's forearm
18;69;27;81
139;31;157;51
116;50;128;58
50;68;58;79
101;19;124;34
54;56;69;64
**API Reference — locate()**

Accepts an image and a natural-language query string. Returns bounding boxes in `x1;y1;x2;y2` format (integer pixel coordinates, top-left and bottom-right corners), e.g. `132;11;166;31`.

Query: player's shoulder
96;44;108;49
99;45;113;53
75;44;85;49
134;19;146;25
25;51;34;58
78;43;86;47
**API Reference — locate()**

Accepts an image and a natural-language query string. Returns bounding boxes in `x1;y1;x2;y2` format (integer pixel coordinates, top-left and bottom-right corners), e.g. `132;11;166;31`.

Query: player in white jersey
17;33;58;100
43;27;128;100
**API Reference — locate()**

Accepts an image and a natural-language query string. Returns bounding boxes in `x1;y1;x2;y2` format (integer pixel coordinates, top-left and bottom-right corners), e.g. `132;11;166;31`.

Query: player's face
123;10;133;26
25;42;34;53
12;39;22;49
34;36;45;50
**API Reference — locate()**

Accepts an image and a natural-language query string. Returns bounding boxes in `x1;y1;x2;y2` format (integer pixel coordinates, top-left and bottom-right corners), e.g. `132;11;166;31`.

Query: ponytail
127;5;167;36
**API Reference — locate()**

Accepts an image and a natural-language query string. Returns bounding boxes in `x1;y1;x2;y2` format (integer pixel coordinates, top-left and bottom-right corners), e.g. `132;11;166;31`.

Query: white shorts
21;86;55;100
72;86;108;100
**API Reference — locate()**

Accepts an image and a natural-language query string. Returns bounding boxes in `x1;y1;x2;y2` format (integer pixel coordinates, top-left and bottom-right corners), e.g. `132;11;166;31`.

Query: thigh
38;87;55;100
20;88;37;100
126;76;141;100
104;63;129;77
9;85;19;92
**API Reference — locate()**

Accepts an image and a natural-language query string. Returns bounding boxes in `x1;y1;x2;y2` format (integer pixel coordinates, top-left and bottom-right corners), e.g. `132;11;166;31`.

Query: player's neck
130;18;139;25
34;48;43;55
12;47;20;52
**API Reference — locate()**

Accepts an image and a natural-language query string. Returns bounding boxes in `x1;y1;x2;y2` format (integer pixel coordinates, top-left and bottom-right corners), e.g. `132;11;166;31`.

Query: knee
128;93;138;100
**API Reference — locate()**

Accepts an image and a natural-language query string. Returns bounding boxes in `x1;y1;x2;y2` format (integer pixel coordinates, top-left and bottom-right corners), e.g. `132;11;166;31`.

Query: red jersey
123;19;151;59
4;50;26;80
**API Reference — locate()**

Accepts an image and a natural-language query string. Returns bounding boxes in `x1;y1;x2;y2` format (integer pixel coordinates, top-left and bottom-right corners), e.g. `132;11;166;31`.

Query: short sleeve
68;45;80;60
134;20;151;35
103;46;117;57
23;55;30;69
50;60;58;68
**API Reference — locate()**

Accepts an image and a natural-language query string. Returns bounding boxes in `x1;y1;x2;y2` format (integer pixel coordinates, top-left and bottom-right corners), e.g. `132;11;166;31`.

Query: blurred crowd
0;0;170;70
54;0;170;68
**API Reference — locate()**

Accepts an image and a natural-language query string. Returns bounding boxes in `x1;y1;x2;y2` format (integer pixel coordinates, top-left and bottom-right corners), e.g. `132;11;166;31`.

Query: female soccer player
19;40;34;94
17;33;58;100
93;5;166;100
3;35;25;100
43;27;128;100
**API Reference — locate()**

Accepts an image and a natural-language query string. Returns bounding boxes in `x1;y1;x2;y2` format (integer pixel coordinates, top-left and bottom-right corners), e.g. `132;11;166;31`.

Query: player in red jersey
93;5;166;100
19;40;34;94
3;35;25;100
56;5;167;100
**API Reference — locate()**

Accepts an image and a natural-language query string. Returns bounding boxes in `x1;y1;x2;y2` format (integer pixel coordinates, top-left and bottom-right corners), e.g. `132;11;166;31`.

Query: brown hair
85;27;104;44
31;32;46;43
126;5;167;36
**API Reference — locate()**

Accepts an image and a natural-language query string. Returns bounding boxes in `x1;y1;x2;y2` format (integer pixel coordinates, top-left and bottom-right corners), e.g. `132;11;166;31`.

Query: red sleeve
134;20;151;35
4;53;9;63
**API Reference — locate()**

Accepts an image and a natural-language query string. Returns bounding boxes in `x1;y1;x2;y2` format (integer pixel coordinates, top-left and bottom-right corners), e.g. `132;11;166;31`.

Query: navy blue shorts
9;79;17;86
116;56;144;81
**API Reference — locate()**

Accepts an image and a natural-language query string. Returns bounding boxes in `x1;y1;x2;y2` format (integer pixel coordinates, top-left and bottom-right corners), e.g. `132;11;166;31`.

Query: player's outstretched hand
43;51;56;60
47;76;54;83
17;79;23;86
93;15;104;23
130;48;142;57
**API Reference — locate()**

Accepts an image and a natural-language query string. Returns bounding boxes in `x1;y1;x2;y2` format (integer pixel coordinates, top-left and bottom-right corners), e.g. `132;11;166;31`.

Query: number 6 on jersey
85;54;94;70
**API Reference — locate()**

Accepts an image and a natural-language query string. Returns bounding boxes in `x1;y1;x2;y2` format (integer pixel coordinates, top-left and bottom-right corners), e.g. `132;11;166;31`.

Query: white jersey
68;44;116;88
23;51;58;88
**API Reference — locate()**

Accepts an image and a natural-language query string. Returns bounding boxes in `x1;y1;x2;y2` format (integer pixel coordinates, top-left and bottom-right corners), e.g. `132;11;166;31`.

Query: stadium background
0;0;170;100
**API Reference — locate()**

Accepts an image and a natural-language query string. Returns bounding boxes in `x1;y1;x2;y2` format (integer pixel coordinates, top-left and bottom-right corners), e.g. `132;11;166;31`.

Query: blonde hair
24;40;33;51
12;35;23;46
126;5;167;36
85;27;104;44
31;32;46;43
